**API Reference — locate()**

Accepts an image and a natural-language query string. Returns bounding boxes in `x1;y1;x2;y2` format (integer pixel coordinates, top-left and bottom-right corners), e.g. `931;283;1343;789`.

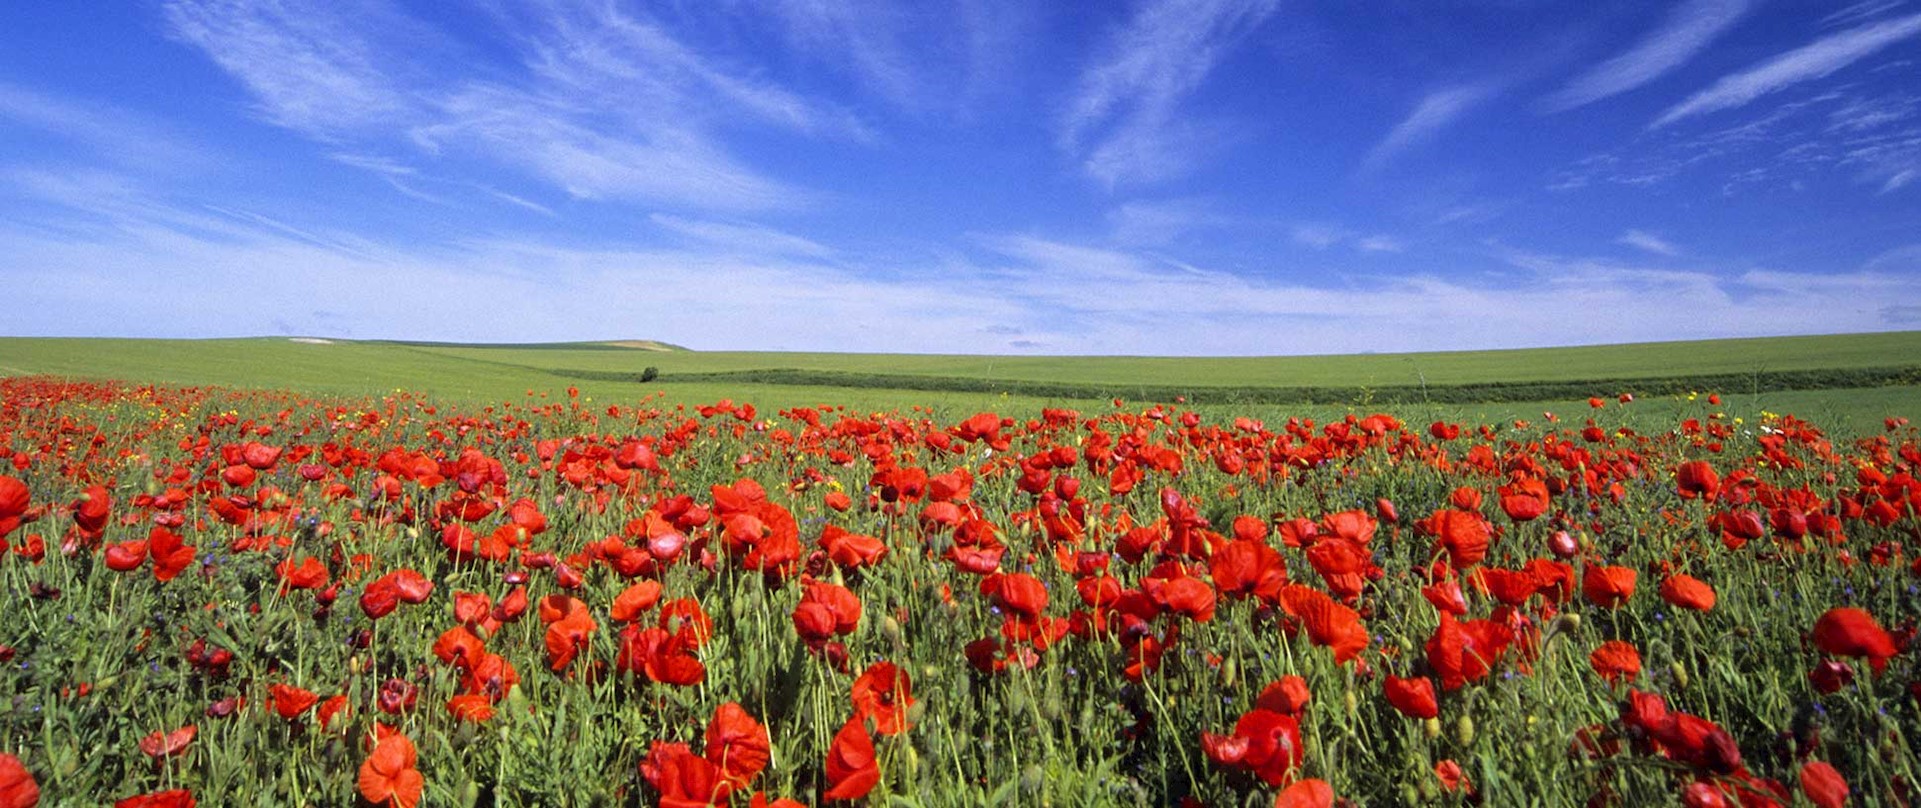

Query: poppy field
1;374;1918;807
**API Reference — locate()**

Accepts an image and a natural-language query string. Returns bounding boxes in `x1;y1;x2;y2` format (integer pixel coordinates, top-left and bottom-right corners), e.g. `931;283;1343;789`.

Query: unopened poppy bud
1555;613;1581;634
881;615;903;647
1456;715;1475;746
1020;764;1046;794
1424;717;1442;739
1345;689;1358;717
1403;784;1422;804
1670;663;1689;690
457;778;480;808
1219;656;1237;688
906;700;926;726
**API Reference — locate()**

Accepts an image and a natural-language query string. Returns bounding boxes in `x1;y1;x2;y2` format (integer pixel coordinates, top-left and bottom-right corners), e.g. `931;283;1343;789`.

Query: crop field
4;333;1921;433
0;347;1917;806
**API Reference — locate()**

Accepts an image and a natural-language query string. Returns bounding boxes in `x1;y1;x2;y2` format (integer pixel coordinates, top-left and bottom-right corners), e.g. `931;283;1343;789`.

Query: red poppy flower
1478;567;1539;607
1279;585;1368;665
1209;708;1303;787
1800;760;1848;808
1426;509;1489;569
611;581;663;623
617;625;705;686
851;661;916;736
269;684;319;719
114;790;195;808
1255;676;1310;716
1322;510;1378;545
1434;759;1471;793
984;572;1048;619
1588;641;1641;685
433;625;485;669
1421;579;1468;616
822;718;880;802
1211;539;1287;603
357;728;423;808
1383;675;1439;719
104;539;148;572
147;527;194;583
1581;565;1637;609
1659;574;1716;611
1274;778;1334;808
543;609;597;671
1811;607;1899;674
447;694;495;722
819;524;887;568
276;557;329;592
1146;574;1216;623
1675;461;1720;500
793;581;862;644
0;752;38;808
1425;611;1512;690
704;702;770;788
641;741;730;808
0;476;29;539
139;725;196;760
1498;478;1550;522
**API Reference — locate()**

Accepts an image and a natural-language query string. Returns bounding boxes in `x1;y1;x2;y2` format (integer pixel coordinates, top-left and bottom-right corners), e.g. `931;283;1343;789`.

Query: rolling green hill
2;333;1917;432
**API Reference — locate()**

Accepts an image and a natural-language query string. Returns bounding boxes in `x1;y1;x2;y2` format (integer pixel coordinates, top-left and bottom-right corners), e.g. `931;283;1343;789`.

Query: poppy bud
1548;530;1578;559
1670;663;1689;690
1554;613;1582;634
1424;718;1442;739
1456;715;1475;746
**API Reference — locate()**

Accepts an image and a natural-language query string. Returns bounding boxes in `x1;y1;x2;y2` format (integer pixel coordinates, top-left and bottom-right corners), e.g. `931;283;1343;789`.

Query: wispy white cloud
649;214;833;258
163;0;413;136
1060;0;1280;186
1290;223;1350;250
1363;84;1495;170
1822;0;1909;30
1653;12;1921;128
0;82;210;171
1617;229;1681;256
1107;198;1229;245
1355;235;1404;254
162;0;855;211
1543;0;1750;112
1554;87;1921;194
1290;223;1402;254
6;180;1917;355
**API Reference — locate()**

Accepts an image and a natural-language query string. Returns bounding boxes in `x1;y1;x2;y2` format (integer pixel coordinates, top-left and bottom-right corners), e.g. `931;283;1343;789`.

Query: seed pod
1020;764;1046;795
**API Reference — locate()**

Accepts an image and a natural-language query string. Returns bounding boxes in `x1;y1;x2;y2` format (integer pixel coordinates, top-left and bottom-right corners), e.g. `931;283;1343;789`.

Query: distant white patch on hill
289;337;335;344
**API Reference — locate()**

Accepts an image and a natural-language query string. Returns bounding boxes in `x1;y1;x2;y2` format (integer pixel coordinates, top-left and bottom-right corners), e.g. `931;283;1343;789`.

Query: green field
2;333;1918;433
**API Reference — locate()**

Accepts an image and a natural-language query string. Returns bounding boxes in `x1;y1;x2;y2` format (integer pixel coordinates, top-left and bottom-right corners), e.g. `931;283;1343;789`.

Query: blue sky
3;0;1920;354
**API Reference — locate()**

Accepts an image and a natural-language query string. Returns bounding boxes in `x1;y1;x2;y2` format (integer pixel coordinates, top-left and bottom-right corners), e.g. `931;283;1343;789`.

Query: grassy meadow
2;332;1919;433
